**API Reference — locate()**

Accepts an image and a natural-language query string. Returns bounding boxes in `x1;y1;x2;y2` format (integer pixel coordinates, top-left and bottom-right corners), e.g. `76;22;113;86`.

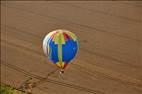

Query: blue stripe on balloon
49;40;59;64
62;40;78;63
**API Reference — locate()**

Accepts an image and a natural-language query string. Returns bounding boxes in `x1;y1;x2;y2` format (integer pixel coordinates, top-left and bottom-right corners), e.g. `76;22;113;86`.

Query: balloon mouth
56;62;68;70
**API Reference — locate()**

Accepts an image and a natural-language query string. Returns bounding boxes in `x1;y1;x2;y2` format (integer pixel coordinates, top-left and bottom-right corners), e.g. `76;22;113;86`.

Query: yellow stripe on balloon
53;33;60;44
58;33;63;67
60;33;66;44
53;32;66;67
53;32;66;44
58;44;62;62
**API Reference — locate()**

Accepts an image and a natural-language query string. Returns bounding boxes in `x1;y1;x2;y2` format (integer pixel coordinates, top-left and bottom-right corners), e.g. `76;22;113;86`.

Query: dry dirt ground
1;1;142;94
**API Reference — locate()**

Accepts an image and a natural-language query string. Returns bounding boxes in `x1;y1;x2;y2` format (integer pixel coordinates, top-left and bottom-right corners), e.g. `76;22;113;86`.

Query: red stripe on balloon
63;33;71;41
62;63;68;69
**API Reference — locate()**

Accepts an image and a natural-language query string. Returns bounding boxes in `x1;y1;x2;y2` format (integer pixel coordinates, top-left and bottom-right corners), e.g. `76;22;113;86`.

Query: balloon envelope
43;29;79;69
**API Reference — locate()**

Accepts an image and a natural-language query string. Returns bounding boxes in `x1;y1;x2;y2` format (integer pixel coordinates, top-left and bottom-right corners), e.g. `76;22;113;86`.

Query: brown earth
1;1;142;94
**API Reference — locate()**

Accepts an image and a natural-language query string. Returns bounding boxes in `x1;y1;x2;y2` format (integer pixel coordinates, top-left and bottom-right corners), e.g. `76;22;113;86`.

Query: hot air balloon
43;29;79;73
